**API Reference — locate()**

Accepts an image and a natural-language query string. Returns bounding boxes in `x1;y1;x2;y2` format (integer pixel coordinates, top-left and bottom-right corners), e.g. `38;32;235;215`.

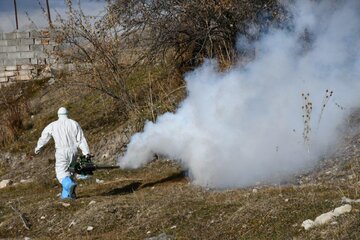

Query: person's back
35;107;90;200
43;117;88;151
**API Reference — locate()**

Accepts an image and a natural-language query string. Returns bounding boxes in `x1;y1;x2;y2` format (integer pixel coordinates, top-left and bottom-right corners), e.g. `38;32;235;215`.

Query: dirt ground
1;148;360;240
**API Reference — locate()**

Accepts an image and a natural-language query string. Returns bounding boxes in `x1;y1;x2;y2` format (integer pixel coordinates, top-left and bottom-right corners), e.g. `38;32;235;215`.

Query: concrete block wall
0;30;57;84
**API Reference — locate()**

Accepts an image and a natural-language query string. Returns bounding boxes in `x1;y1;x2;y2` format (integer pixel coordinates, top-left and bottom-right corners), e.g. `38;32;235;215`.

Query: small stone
95;179;104;184
252;188;258;193
341;196;360;204
284;199;289;202
48;78;55;85
87;226;94;231
24;237;31;240
40;216;46;220
61;203;71;207
314;211;334;225
333;204;352;216
89;200;96;205
147;231;152;234
301;219;315;230
20;179;33;184
146;233;173;240
331;221;338;225
68;220;76;228
0;179;13;189
170;225;176;229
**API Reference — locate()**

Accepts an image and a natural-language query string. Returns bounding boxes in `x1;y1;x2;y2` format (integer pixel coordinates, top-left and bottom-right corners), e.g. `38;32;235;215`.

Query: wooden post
46;0;52;28
13;0;19;30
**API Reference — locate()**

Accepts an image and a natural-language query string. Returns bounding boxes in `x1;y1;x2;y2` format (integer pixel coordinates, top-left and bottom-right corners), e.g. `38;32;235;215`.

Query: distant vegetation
0;0;285;150
54;0;285;112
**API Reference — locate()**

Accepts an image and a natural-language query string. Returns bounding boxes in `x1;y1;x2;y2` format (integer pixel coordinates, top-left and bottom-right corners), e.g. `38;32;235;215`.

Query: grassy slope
0;78;360;239
0;160;359;239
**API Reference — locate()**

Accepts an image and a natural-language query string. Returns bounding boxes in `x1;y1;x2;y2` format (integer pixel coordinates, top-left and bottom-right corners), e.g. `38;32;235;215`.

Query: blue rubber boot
61;176;77;200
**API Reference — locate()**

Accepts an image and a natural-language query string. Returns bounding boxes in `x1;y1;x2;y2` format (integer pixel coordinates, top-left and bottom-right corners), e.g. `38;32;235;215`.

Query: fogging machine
68;154;119;176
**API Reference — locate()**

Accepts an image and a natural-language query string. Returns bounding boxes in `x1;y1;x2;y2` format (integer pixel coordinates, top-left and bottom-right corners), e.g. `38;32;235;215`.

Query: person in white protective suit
34;107;90;200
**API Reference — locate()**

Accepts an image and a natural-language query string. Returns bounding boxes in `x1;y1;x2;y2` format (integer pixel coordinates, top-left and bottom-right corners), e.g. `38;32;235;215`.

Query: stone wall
0;30;56;83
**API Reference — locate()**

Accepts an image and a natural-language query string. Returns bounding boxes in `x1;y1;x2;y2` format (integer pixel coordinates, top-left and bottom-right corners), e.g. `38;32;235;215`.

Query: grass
0;62;184;155
0;159;359;239
0;60;359;239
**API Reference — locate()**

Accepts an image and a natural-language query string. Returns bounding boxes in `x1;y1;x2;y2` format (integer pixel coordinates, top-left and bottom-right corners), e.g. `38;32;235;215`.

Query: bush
111;0;285;67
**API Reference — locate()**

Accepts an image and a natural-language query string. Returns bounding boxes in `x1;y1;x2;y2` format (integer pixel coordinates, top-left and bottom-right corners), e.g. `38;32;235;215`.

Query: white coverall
35;115;90;183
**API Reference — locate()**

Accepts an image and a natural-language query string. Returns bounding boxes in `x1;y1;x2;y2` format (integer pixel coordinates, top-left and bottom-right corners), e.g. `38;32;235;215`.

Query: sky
0;0;107;32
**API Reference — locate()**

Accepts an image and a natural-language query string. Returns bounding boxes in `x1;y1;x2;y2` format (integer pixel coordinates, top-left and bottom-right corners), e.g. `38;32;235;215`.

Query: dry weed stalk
317;89;333;128
301;92;312;147
0;89;32;147
300;89;337;153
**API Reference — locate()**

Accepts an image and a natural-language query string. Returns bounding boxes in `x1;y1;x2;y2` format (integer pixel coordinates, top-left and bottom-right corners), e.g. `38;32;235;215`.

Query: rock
40;216;46;220
87;226;94;231
20;179;33;184
170;225;176;229
302;204;352;230
284;199;289;202
96;179;104;184
333;204;352;216
0;179;13;189
48;78;55;85
314;211;334;225
252;188;258;193
89;200;96;205
68;220;76;228
61;203;71;207
341;196;360;204
24;237;31;240
146;233;173;240
76;174;91;180
301;219;315;230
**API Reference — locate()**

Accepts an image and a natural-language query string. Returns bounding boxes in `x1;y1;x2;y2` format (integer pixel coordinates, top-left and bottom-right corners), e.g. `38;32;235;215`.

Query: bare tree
110;0;285;67
52;0;286;116
54;1;137;111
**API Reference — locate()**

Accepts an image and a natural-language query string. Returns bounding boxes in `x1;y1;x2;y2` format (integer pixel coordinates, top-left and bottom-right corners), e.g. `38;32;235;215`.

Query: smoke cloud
119;0;360;188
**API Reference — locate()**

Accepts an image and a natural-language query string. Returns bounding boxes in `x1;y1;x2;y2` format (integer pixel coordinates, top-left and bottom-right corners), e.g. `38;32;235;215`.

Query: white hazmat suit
35;107;90;183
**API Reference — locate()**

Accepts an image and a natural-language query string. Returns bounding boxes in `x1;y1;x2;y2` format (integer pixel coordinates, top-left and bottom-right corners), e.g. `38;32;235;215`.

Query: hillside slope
0;80;359;239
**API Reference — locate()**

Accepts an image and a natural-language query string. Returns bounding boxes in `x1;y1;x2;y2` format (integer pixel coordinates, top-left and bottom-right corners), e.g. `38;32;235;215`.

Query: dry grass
0;159;359;239
0;55;359;239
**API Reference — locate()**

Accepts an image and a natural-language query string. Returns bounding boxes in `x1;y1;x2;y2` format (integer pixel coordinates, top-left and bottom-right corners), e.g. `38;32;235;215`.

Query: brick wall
0;30;56;84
